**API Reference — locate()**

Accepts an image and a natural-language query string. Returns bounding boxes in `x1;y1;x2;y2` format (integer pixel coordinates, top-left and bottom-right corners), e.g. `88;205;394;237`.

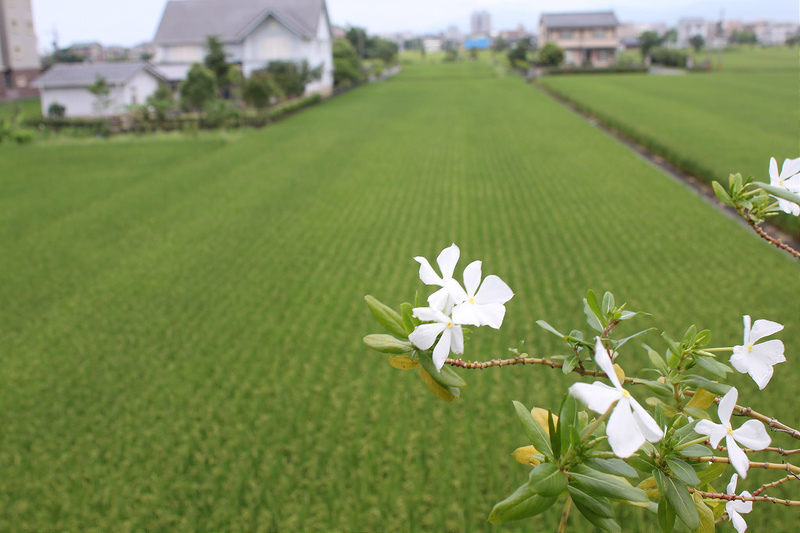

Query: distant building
422;37;442;54
676;18;707;49
153;0;334;96
751;20;800;45
539;11;619;67
496;25;530;47
464;36;490;50
471;10;491;36
68;41;104;62
34;61;168;117
0;0;40;100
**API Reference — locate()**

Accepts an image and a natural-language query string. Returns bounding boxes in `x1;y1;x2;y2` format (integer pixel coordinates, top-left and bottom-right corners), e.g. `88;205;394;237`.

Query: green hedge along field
539;46;799;233
0;59;797;531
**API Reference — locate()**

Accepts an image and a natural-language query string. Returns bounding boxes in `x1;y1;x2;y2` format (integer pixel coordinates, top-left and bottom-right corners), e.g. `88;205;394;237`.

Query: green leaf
363;334;413;354
657;498;676;533
695;462;726;488
712;181;735;207
567;485;614;518
364;295;407;339
683;407;712;421
528;463;567;497
661;332;681;359
655;470;700;531
754;181;800;206
559;394;578;454
667;458;701;486
585;458;638;479
644;345;669;375
548;411;561;461
513;401;554;461
694;355;732;379
585;290;607;328
618;310;651;321
417;351;466;388
628;451;658;473
602;291;615;315
640;379;674;398
488;482;558;524
536;320;565;338
561;355;579;374
614;328;657;350
572;497;621;533
679;444;711;457
400;302;417;335
681;375;731;396
569;465;648;504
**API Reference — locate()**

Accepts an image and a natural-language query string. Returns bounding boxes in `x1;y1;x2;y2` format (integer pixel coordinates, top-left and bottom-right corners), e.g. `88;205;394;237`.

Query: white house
539;12;620;67
153;0;333;96
33;62;167;117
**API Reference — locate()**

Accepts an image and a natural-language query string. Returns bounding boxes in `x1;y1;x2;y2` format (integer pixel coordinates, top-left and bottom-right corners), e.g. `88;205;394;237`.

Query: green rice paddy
0;58;797;531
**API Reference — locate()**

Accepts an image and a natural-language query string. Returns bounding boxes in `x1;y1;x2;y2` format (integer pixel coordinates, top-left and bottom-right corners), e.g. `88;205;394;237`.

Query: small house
539;11;620;67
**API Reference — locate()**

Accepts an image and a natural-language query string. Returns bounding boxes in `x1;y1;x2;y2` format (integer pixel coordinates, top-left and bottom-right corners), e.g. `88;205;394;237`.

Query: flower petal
728;507;748;533
462;260;482;297
474;275;514;304
718;387;738;425
732;420;771;450
729;492;753;514
741;315;752;345
751;339;785;364
726;435;750;478
769;157;779;182
427;287;451;312
409;323;445;350
695;420;728;449
436;244;460;279
412;307;449;323
450;325;464;355
726;473;738;495
630;398;664;442
444;278;468;306
415;256;442;286
780;157;800;180
432;328;452;370
473;302;507;329
569;382;621;414
592;338;621;389
745;357;775;390
729;347;750;375
607;399;644;458
749;319;783;343
451;303;481;327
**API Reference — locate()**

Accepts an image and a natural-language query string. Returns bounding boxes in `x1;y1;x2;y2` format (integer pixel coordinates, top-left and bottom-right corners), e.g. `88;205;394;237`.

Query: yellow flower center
446;321;453;328
622;390;630;398
726;426;734;435
747;344;754;353
779;179;784;186
468;296;475;304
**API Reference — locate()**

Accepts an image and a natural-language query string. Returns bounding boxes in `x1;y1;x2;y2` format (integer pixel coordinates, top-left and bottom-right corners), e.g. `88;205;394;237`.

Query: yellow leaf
693;491;715;533
512;445;542;466
387;355;420;370
531;407;558;435
420;367;456;402
613;363;626;384
687;388;716;410
638;476;661;500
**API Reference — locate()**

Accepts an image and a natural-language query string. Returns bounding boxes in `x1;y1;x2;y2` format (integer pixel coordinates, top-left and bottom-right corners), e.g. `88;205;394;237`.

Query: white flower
730;315;785;390
415;244;464;311
769;157;800;215
409;306;464;371
726;474;753;533
451;260;514;329
695;387;770;478
569;338;663;458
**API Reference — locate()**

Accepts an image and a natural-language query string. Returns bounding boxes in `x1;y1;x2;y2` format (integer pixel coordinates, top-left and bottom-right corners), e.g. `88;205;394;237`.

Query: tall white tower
0;0;41;99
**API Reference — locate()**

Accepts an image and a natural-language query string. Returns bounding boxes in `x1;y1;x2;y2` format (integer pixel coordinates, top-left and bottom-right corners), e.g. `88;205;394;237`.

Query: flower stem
581;404;614;444
688;487;800;506
683;456;800;475
558;495;572;533
746;219;800;260
698;347;733;353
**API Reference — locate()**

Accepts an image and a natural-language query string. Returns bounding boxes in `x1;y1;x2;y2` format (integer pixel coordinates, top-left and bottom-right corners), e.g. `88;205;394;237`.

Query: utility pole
716;9;724;71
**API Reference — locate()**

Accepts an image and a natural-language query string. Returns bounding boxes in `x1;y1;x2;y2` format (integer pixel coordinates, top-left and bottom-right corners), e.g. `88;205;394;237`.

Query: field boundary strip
534;80;800;255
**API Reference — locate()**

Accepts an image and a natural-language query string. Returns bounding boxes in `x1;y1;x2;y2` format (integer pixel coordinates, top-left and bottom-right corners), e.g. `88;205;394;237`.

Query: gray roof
154;0;326;45
33;62;167;89
541;11;619;29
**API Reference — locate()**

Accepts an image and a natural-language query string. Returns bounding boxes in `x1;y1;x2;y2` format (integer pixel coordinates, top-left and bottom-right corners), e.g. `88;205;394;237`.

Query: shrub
537;42;565;67
650;47;688;67
243;69;282;110
180;63;218;112
11;130;34;144
264;60;322;100
47;102;66;118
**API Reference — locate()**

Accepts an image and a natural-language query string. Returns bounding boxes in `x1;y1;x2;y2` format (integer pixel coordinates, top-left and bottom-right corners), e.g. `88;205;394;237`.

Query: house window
593;29;606;39
27;20;34;34
16;75;27;88
10;19;19;32
560;30;573;39
259;37;291;58
13;45;22;59
597;50;611;62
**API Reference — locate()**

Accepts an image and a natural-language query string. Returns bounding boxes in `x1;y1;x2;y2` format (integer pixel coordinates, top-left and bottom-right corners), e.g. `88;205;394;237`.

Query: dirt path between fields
535;82;800;257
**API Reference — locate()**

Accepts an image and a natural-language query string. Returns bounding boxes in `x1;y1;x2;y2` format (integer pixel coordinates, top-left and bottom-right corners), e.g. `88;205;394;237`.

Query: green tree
689;34;705;52
265;60;322;99
729;30;758;44
87;75;112;115
638;31;662;60
492;36;508;53
146;83;176;122
536;42;564;67
180;63;218;111
333;38;363;86
507;38;530;64
662;28;678;46
204;35;231;97
346;27;367;58
243;69;281;110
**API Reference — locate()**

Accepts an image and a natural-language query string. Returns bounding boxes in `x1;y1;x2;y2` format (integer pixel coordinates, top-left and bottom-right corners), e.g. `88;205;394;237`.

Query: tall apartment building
0;0;40;99
471;10;491;36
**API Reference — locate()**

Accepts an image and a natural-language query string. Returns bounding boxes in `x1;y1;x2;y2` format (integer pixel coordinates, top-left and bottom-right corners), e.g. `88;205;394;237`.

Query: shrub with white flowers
363;157;800;533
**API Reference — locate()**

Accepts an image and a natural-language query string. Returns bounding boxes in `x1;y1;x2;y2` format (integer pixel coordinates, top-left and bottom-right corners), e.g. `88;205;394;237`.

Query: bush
333;38;364;86
47;102;66;118
243;69;282;110
180;63;218;112
264;60;322;100
650;47;688;67
11;130;34;144
537;42;565;67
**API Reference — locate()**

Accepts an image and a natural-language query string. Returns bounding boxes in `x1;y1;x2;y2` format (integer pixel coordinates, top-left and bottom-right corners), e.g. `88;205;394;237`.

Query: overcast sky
32;0;799;50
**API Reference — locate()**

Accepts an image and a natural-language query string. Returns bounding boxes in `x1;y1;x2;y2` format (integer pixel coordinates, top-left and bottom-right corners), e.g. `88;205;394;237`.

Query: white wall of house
40;71;163;117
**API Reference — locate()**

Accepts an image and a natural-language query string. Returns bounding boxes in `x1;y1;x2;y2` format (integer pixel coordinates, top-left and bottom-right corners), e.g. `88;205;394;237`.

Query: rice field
0;59;797;531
